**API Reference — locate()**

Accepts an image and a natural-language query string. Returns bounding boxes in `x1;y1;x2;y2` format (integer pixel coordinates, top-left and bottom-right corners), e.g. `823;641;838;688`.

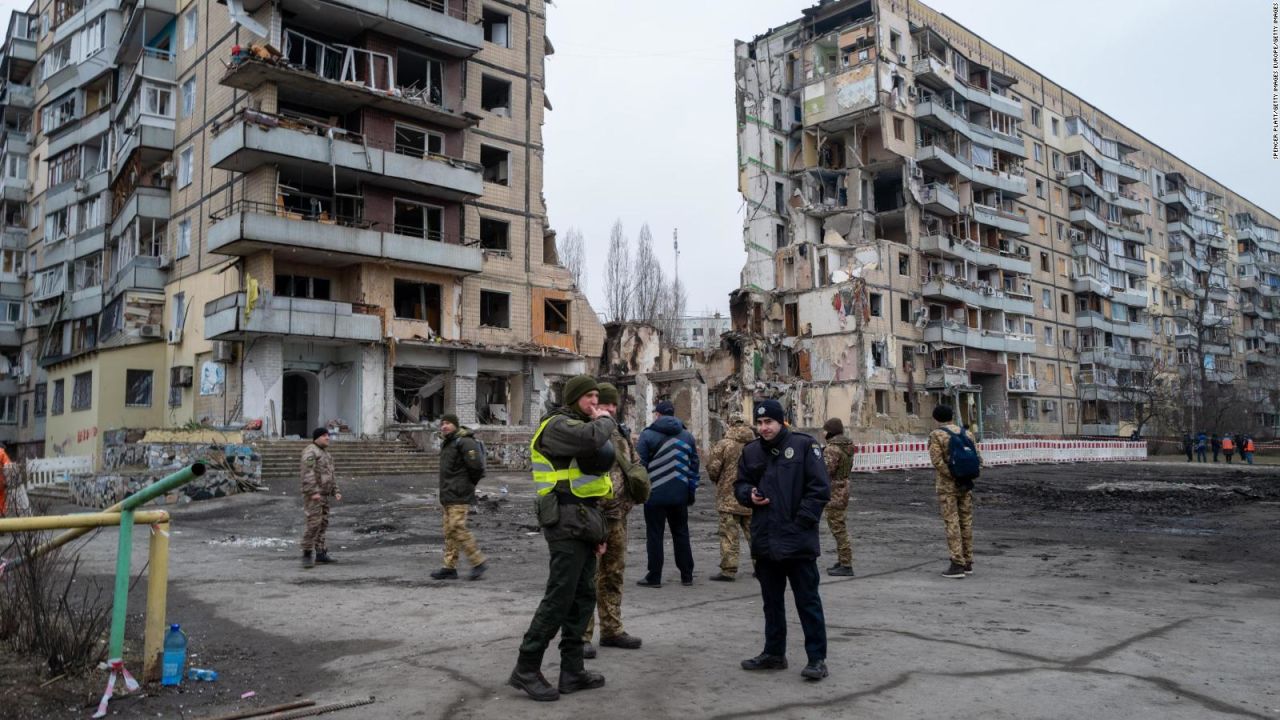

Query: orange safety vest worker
1245;439;1256;453
1221;437;1234;451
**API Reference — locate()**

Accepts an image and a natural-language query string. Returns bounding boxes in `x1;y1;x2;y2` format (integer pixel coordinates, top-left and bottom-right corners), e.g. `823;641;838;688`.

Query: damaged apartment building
732;0;1280;438
2;0;600;465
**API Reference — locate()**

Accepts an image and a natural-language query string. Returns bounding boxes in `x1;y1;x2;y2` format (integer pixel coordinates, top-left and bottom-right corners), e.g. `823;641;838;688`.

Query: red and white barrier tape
92;658;140;718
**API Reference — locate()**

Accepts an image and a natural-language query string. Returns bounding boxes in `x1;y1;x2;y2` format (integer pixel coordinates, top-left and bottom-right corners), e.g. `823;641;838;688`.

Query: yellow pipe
0;511;170;533
143;521;171;682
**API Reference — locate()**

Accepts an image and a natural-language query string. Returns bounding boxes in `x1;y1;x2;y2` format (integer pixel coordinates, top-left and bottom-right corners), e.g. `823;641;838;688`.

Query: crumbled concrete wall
70;470;244;509
397;425;533;471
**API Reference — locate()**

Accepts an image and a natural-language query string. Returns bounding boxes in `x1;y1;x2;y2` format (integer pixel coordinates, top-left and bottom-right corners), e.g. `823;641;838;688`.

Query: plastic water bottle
188;668;218;682
161;624;187;686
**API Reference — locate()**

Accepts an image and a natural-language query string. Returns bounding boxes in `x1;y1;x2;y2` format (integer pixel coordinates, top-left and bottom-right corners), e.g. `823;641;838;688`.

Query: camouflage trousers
585;516;628;641
442;504;486;569
717;513;752;576
937;487;974;565
301;498;330;552
825;503;852;567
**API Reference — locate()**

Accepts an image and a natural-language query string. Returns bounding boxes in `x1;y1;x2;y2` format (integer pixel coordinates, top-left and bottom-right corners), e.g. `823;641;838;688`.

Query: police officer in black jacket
734;398;831;681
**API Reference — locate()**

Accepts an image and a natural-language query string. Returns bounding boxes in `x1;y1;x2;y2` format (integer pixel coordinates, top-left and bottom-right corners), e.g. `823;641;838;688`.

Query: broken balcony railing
209;199;455;245
280;28;445;108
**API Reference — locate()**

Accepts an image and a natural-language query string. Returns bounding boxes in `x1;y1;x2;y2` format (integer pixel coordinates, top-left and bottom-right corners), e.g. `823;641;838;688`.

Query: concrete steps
258;439;438;482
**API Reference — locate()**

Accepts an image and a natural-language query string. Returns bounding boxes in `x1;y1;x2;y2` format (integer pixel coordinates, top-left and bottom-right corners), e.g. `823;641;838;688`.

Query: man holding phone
734;399;831;681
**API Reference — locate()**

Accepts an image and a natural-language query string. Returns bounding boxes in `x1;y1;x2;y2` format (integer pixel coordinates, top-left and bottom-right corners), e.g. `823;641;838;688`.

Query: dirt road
4;460;1279;719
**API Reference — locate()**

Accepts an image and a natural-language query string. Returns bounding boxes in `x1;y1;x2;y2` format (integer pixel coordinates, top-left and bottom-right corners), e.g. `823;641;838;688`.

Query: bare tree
604;220;633;322
557;227;587;291
632;223;666;323
1159;248;1238;433
1111;356;1178;438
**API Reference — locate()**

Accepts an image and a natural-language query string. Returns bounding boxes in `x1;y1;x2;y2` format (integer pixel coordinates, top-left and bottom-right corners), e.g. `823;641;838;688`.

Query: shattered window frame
71;371;92;411
125;369;154;407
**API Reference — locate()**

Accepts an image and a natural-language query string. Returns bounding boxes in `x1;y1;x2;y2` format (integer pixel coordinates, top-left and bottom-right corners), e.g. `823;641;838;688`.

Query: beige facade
2;0;601;465
734;0;1280;439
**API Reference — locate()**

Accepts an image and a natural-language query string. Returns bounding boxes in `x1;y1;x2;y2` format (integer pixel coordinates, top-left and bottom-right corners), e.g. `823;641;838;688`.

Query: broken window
900;345;913;369
898;253;909;276
276;275;331;300
481;75;512;116
875;390;888;414
394;280;442;328
899;298;911;324
395;124;443;158
776;223;787;249
774;140;784;171
480;290;511;328
893;117;904;141
903;391;916;415
871;341;886;367
480;217;510;252
481;145;509;185
125;369;153;407
396;49;442;105
394;200;443;241
772;98;782;128
784;303;798;336
544;298;570;334
482;8;509;47
52;379;65;416
476;374;510;424
71;371;92;411
775;181;785;216
869;293;883;317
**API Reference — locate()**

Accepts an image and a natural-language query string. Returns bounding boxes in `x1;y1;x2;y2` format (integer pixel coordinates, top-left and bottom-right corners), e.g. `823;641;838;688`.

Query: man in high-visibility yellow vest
509;374;617;702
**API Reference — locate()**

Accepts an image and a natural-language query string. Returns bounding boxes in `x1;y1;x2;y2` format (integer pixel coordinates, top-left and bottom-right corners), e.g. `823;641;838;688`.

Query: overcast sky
3;0;1273;319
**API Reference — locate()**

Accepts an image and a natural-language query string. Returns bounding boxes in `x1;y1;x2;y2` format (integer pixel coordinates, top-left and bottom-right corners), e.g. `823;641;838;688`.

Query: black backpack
940;427;980;490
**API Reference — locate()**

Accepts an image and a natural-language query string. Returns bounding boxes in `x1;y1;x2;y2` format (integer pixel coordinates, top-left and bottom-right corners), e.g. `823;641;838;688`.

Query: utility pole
673;228;680;292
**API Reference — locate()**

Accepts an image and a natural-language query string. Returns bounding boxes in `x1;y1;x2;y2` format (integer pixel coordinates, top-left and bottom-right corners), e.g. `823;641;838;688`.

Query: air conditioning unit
160;161;175;179
898;53;907;64
167;327;184;344
170;365;193;387
1016;245;1030;257
156;254;172;269
916;343;930;354
211;340;236;363
139;323;162;338
73;178;86;193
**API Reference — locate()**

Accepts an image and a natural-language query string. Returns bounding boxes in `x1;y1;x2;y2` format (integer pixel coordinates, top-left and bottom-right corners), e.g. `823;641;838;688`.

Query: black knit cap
440;413;460;426
312;427;330;441
562;374;598;406
823;418;844;438
754;399;785;424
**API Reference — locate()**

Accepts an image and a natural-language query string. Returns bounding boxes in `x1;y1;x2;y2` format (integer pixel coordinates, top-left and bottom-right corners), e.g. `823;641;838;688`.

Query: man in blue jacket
636;400;700;587
734;398;831;681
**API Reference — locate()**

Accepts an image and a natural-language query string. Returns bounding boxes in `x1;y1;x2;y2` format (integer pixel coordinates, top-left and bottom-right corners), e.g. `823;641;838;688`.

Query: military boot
600;633;642;649
508;665;559;702
430;568;459;580
558;668;605;694
302;550;314;569
315;550;335;564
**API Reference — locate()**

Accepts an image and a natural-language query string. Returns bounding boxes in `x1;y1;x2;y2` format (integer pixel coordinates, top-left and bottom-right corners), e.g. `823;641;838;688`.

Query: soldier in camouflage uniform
430;413;488;581
706;413;755;581
582;384;645;657
821;419;856;577
927;405;978;578
300;428;341;569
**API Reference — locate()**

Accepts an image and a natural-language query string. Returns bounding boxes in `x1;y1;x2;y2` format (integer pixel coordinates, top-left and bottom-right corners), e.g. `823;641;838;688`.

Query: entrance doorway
282;372;317;437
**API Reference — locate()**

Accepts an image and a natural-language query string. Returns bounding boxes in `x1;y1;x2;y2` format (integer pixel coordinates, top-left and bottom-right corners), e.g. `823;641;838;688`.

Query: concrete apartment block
0;0;602;466
732;0;1280;439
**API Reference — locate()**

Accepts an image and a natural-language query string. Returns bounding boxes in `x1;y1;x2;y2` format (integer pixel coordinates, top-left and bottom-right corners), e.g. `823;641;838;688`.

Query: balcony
107;254;166;298
1075;311;1153;339
1069;206;1107;234
922;277;1034;315
234;0;481;57
1007;374;1037;393
1160;188;1194;211
918;234;1031;275
204;292;383;343
211;112;482;201
208;200;483;274
1111;190;1143;215
110;119;174;181
915;142;969;177
969;166;1028;196
116;0;178;64
110;186;170;240
0;83;34;109
0;174;29;201
1071;274;1112;297
913;99;968;135
923;322;1036;354
68;286;103;319
1061;169;1106;199
1078;348;1148;371
1169;250;1207;273
1120;223;1146;244
918;183;960;216
1112;288;1149;308
1118;254;1147;275
1166;219;1194;238
924;365;970;390
221;46;474;130
115;51;176;121
971;203;1030;235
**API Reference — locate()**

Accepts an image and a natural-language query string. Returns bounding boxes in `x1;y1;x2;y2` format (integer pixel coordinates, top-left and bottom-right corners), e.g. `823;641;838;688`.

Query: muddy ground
2;459;1279;719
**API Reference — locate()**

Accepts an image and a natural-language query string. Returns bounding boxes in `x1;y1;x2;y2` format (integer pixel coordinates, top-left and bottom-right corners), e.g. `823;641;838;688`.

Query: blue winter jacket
637;416;700;507
734;427;831;561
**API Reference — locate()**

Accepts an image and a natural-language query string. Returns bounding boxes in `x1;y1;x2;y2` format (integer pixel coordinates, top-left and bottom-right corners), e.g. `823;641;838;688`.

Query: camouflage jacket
928;424;978;492
300;443;338;499
823;436;855;508
706;425;755;516
601;428;640;520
